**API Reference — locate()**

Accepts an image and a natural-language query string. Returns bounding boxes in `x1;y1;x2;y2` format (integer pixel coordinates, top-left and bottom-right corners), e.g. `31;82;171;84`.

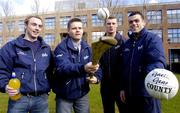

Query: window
92;14;104;27
7;21;15;32
168;28;180;43
118;31;123;35
112;13;123;25
75;15;87;27
18;20;24;32
117;13;123;25
170;49;180;63
147;10;162;24
45;17;55;29
92;32;105;42
60;16;71;28
0;22;3;32
167;9;180;23
44;34;55;46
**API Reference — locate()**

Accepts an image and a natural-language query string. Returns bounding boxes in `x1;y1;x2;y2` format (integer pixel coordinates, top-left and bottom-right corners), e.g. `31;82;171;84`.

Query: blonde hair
24;15;43;32
24;15;42;25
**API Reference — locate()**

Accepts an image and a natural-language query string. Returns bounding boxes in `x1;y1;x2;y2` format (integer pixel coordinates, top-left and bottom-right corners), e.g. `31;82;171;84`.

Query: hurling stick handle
88;62;98;78
89;73;94;78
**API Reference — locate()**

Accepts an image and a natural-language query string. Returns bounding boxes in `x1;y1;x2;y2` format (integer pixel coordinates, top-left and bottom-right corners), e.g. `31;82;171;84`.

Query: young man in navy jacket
120;11;166;113
99;16;126;113
53;18;101;113
0;15;53;113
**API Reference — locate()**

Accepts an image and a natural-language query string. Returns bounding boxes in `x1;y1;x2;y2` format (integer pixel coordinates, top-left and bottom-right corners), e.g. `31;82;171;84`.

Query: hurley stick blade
91;36;117;65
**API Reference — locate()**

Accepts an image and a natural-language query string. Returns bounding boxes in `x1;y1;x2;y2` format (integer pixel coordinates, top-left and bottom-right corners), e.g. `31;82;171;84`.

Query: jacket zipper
78;49;81;95
32;50;37;95
78;48;80;63
108;49;111;79
129;41;136;96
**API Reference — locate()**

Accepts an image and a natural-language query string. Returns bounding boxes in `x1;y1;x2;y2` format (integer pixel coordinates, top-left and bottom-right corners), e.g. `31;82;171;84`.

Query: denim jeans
7;94;49;113
56;94;89;113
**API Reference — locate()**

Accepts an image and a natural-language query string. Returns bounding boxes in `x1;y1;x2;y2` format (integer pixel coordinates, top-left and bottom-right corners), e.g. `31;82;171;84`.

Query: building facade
0;3;180;71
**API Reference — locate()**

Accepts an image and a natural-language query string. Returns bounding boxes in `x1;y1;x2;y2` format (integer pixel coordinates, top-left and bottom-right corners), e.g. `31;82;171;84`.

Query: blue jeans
56;94;89;113
7;94;49;113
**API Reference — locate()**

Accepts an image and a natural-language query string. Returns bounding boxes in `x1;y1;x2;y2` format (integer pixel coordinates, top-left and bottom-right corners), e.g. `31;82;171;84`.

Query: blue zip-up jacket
53;36;102;100
122;28;166;97
0;34;53;94
100;32;125;91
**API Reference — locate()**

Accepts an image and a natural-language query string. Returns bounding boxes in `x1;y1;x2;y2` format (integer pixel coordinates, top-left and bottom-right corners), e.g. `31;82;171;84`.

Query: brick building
0;2;180;71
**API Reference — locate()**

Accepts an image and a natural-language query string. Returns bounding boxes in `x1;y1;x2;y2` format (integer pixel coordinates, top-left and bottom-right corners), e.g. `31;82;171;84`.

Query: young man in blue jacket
0;15;53;113
120;11;166;113
53;18;101;113
99;16;126;113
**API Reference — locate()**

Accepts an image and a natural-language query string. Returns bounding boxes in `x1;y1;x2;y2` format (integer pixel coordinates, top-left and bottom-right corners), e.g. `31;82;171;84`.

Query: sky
0;0;57;16
14;0;57;15
0;0;180;16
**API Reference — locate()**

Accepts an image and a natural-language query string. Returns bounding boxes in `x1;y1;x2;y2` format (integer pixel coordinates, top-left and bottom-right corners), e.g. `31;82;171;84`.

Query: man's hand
86;76;98;84
84;62;99;74
5;85;19;97
120;90;126;103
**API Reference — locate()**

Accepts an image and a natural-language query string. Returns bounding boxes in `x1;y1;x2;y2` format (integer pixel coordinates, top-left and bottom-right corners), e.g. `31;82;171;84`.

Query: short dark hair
128;11;144;20
24;15;42;25
67;18;82;30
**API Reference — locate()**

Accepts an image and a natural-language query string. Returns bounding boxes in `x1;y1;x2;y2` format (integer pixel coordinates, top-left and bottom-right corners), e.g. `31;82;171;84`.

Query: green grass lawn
161;73;180;113
0;73;180;113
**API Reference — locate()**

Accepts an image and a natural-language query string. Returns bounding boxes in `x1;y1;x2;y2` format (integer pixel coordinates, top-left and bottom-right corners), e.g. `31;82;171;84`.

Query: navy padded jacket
53;36;102;100
0;34;53;94
122;28;166;97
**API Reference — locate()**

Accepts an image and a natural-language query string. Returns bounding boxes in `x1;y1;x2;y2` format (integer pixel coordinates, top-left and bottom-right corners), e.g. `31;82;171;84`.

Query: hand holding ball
97;8;110;20
145;68;179;100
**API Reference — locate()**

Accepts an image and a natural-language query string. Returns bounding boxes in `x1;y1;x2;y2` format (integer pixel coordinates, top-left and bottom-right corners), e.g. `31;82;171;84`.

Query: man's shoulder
1;39;16;50
146;31;161;42
80;39;90;49
57;38;68;46
54;38;69;52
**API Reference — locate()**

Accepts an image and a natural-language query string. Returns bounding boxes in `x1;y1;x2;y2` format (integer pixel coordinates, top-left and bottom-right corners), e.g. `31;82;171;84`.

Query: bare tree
0;12;2;19
0;0;14;17
0;0;15;42
31;0;50;15
31;0;40;14
98;0;125;15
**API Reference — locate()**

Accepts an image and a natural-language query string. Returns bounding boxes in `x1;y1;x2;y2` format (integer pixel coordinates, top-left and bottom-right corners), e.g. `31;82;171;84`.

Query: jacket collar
114;32;123;41
66;35;89;51
104;32;123;41
14;34;49;49
128;28;147;40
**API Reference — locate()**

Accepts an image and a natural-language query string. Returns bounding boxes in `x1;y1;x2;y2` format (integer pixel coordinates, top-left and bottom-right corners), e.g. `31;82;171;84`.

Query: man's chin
32;35;39;39
108;32;114;35
131;30;140;33
29;36;38;40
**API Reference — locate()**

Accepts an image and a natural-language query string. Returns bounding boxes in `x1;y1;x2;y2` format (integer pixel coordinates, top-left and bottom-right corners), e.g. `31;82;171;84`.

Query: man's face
105;18;118;34
68;22;83;41
25;17;43;39
128;14;145;33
